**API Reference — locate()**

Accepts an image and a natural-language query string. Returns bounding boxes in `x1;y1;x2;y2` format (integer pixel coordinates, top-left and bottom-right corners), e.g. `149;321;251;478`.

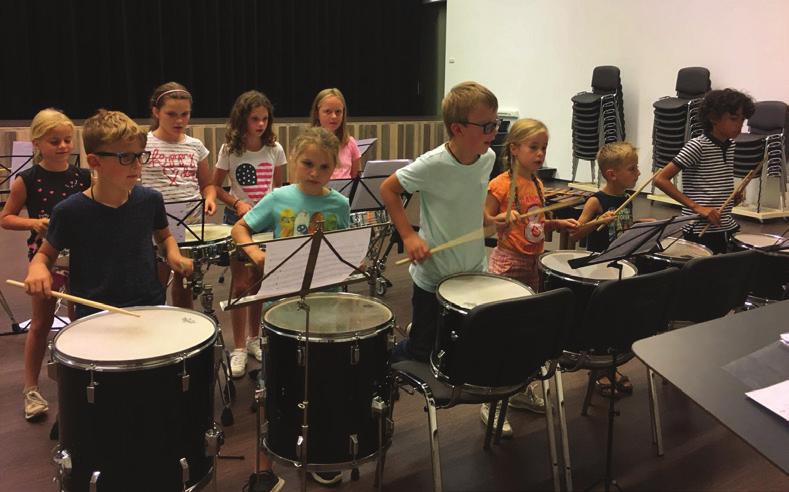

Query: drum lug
52;447;72;490
371;395;387;414
180;457;190;487
297;345;305;366
87;365;98;404
47;342;58;381
436;349;446;362
450;330;459;342
89;471;101;492
180;356;190;392
204;426;224;457
296;435;305;461
349;433;359;459
350;343;360;365
387;333;395;351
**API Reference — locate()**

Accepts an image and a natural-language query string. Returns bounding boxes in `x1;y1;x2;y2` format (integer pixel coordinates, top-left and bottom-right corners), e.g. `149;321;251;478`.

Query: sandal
595;378;621;398
614;371;633;394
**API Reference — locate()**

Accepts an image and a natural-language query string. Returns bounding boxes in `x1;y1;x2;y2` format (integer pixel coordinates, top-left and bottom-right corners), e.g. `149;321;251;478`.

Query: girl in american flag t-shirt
207;90;286;381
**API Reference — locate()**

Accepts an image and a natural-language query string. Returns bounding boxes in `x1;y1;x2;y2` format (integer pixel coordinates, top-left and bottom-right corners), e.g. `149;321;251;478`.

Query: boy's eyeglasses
461;118;502;134
94;151;152;166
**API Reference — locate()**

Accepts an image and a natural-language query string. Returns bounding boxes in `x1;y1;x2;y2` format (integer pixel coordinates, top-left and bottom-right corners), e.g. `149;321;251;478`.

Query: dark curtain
0;0;428;120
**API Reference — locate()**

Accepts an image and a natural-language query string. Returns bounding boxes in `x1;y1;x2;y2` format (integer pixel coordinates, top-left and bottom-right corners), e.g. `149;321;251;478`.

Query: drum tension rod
86;364;98;404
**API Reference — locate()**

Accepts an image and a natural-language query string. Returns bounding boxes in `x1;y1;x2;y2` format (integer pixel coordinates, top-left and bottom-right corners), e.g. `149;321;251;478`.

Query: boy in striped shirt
654;89;755;254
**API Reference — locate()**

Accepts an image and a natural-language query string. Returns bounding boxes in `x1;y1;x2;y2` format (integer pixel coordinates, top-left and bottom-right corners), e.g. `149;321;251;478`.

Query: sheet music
746;379;789;421
165;199;203;242
254;227;371;298
362;159;411;177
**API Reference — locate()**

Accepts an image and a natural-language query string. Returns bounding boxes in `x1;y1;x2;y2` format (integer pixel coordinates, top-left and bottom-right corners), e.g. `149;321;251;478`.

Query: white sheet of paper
165;201;201;242
746;379;789;421
255;227;371;298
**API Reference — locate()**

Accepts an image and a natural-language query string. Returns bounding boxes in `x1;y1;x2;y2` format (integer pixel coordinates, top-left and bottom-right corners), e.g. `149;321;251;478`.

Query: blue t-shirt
46;186;167;319
395;144;495;292
244;184;350;237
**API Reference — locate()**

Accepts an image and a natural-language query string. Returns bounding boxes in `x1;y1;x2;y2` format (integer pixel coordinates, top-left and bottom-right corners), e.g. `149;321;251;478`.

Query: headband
155;89;191;105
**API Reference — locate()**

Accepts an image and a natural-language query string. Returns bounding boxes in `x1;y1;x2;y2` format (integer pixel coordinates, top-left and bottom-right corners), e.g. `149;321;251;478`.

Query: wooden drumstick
394;197;586;266
6;279;141;318
595;168;662;232
698;161;764;237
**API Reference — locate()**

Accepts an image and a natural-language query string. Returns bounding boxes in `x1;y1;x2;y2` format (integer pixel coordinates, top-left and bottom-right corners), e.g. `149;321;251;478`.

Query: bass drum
262;292;394;467
51;306;217;492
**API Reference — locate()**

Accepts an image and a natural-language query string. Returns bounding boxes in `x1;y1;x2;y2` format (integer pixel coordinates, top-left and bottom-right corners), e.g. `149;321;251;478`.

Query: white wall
445;0;789;184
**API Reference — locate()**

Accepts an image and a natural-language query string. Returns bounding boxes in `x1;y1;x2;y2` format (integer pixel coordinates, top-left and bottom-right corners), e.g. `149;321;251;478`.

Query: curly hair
700;88;755;131
224;90;277;156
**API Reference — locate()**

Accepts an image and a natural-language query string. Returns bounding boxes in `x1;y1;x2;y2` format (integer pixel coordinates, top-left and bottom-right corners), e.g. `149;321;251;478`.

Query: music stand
222;225;384;491
356;137;377;158
164;198;205;243
568;215;700;273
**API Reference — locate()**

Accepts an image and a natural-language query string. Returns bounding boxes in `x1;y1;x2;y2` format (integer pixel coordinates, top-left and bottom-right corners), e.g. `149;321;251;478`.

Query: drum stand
0;286;24;335
186;259;236;426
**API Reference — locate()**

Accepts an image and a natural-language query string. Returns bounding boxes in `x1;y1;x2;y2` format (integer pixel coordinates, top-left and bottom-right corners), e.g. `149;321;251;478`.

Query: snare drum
180;224;272;264
432;273;534;383
539;250;637;329
349;210;389;228
731;232;789;300
262;293;394;467
633;238;712;274
50;307;218;491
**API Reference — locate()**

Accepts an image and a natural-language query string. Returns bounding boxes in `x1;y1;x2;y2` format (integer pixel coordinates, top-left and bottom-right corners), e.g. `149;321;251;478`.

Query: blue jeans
392;283;438;363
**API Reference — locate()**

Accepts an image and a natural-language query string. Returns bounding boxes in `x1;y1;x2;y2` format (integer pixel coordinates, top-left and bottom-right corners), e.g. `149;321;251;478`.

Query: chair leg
572;157;579;182
422;388;443;492
647;368;665;457
494;398;510;445
554;371;573;492
541;371;561;492
484;401;497;450
581;370;597;416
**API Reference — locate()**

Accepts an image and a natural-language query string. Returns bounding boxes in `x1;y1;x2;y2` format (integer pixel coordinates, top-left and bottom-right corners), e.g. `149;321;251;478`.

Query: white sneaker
230;349;247;378
509;381;546;414
24;386;49;421
480;402;513;438
246;336;263;362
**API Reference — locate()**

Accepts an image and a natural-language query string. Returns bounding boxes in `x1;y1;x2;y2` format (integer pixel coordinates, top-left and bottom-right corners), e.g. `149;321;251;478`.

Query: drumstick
6;279;141;318
520;196;584;219
698;161;764;237
595;168;662;232
395;224;497;266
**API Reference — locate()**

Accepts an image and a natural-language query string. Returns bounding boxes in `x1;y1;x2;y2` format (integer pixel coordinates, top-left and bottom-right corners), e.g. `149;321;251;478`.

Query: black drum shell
55;345;215;492
263;323;393;465
731;236;789;300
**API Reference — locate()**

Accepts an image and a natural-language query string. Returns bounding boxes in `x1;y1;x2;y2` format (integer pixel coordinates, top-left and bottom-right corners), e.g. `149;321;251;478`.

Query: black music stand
164;198;206;243
568;215;700;274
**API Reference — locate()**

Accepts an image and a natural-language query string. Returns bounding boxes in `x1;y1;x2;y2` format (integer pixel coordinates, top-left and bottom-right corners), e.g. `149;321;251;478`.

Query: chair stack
734;101;788;211
651;67;711;172
571;66;626;182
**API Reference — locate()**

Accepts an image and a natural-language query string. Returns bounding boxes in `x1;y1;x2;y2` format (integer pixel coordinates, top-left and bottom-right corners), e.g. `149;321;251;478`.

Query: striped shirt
142;132;209;202
673;133;737;234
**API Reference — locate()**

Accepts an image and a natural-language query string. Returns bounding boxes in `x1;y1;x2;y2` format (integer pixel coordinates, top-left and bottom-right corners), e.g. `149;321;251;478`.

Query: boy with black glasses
24;109;192;319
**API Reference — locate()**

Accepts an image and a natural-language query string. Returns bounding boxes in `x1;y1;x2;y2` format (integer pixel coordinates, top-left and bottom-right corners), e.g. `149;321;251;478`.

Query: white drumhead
264;293;392;335
734;233;786;250
54;307;216;362
184;223;232;242
658;238;712;258
438;273;533;310
540;250;637;280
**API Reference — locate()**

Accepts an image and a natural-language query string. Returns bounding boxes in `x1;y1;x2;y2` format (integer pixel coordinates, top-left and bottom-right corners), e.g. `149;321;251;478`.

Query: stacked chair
734;100;789;212
651;67;711;190
570;66;626;183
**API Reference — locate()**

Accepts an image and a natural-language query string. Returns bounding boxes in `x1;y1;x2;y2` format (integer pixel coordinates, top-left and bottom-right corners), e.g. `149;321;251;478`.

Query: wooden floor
1;192;788;491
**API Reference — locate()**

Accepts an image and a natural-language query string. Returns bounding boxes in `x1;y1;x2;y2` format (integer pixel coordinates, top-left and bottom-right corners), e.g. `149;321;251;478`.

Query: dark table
633;300;789;474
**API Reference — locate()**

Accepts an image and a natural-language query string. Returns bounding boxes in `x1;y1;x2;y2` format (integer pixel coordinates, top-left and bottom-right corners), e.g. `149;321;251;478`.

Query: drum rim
52;306;218;371
436;272;534;315
539;249;638;285
262;291;394;340
732;232;789;256
643;237;713;261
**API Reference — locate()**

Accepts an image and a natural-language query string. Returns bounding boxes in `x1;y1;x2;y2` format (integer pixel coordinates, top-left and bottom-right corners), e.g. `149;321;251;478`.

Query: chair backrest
670;249;760;323
448;288;574;388
748;101;789;134
573;268;680;354
676;67;711;99
591;66;621;95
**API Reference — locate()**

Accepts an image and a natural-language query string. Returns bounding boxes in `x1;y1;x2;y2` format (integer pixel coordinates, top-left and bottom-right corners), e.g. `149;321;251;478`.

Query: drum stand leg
200;284;236;426
205;425;224;491
0;286;25;334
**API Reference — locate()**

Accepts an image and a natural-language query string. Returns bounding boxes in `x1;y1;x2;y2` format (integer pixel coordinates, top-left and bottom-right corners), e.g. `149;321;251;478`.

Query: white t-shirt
395;144;495;292
215;142;287;205
143;132;209;202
